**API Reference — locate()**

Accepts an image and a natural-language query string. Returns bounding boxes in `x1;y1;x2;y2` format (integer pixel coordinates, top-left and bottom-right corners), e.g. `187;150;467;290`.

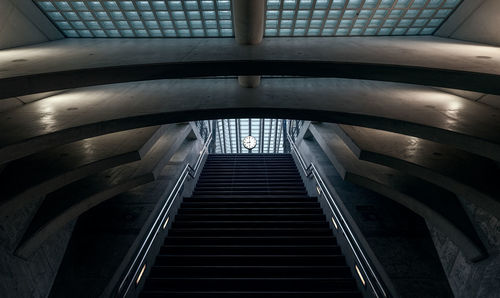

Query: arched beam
0;36;499;98
308;122;487;261
0;79;499;165
15;123;193;259
331;124;500;218
0;126;164;216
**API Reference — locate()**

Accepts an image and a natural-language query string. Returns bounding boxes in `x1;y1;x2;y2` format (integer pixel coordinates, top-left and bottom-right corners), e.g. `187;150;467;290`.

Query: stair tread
140;154;360;297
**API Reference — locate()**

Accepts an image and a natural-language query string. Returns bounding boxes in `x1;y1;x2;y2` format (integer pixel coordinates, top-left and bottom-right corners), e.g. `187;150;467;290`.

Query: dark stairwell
140;153;362;297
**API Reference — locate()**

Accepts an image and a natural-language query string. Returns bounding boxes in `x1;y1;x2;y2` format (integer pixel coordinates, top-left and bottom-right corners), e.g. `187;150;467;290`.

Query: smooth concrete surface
296;134;453;298
0;78;499;165
15;124;192;258
237;75;261;88
0;0;62;50
0;90;68;112
233;0;265;45
435;87;500;110
437;0;500;47
1;37;500;98
233;0;265;87
0;186;74;298
332;124;500;218
49;138;202;298
430;198;500;298
0;219;75;298
309;123;486;261
0;126;163;216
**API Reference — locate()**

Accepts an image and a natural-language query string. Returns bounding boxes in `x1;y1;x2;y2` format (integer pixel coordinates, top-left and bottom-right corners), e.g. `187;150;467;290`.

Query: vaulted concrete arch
307;122;487;261
0;126;164;216
0;37;499;99
330;124;500;218
15;123;193;259
0;78;499;166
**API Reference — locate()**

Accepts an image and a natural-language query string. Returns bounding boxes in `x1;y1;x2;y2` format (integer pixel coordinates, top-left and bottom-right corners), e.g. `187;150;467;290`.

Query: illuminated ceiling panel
34;0;461;38
264;0;462;36
34;0;234;38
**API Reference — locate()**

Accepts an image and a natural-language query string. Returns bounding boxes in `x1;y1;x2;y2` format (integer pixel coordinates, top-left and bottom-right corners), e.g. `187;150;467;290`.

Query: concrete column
233;0;265;88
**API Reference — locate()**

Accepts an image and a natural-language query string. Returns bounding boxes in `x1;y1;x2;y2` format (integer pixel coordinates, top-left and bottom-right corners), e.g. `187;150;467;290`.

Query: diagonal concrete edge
0;126;163;216
332;124;500;219
14;123;194;259
309;122;487;261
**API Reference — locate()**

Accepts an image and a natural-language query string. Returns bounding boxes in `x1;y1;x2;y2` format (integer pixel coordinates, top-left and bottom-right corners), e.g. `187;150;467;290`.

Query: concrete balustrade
15;123;193;258
308;122;487;261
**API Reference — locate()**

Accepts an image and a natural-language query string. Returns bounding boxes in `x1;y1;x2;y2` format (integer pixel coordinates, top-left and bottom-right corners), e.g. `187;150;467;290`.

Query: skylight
34;0;234;38
265;0;462;36
34;0;462;38
197;119;286;154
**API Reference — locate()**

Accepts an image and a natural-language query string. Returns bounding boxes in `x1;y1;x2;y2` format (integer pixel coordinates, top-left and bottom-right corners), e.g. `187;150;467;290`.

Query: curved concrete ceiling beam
15;124;193;258
0;37;499;98
331;124;500;218
308;123;487;261
0;79;499;164
0;126;164;216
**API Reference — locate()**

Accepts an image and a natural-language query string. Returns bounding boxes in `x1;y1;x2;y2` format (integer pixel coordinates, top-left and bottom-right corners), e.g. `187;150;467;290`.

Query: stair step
141;291;362;298
194;186;306;191
160;245;341;255
175;214;326;221
196;182;303;187
164;236;337;245
173;221;329;228
183;197;316;202
143;277;357;291
188;195;313;200
178;208;323;214
193;191;308;196
168;228;332;237
180;202;319;208
147;265;352;278
154;255;347;266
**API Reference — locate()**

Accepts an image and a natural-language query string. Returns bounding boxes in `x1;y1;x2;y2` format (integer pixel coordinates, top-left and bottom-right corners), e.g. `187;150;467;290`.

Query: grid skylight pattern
34;0;233;37
215;119;285;154
265;0;462;36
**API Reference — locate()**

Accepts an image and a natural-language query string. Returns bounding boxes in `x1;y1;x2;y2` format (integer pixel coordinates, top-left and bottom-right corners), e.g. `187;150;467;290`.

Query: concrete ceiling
0;0;499;266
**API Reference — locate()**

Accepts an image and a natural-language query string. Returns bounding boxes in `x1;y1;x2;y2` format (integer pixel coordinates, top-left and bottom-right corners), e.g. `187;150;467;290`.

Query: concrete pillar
232;0;265;88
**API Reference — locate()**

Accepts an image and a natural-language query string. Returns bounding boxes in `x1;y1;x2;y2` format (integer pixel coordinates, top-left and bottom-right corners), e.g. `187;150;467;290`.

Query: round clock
243;136;257;150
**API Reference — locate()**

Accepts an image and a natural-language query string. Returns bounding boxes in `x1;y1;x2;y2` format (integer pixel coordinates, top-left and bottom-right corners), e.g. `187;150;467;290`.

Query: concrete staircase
140;154;362;297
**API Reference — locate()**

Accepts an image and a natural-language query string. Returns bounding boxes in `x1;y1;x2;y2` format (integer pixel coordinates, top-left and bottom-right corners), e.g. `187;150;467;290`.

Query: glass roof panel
34;0;233;37
264;0;462;36
34;0;461;38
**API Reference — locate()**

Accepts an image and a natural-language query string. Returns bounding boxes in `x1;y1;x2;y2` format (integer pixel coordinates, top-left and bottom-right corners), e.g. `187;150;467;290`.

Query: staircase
140;154;362;297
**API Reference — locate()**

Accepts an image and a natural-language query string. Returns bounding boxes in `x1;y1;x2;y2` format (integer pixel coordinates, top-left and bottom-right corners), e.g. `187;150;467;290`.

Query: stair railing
287;134;389;298
116;132;212;298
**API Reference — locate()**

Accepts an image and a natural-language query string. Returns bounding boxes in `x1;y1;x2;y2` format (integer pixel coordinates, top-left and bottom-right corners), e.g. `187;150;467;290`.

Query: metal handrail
287;134;388;298
117;132;212;298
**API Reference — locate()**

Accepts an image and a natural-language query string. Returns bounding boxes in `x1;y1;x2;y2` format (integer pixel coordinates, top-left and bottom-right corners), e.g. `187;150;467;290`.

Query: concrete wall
0;0;62;50
430;199;500;298
0;196;74;298
437;0;500;46
49;138;203;298
297;136;453;298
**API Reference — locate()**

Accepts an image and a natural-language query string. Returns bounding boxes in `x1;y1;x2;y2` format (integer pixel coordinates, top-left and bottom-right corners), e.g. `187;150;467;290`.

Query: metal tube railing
287;133;388;298
116;132;212;298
